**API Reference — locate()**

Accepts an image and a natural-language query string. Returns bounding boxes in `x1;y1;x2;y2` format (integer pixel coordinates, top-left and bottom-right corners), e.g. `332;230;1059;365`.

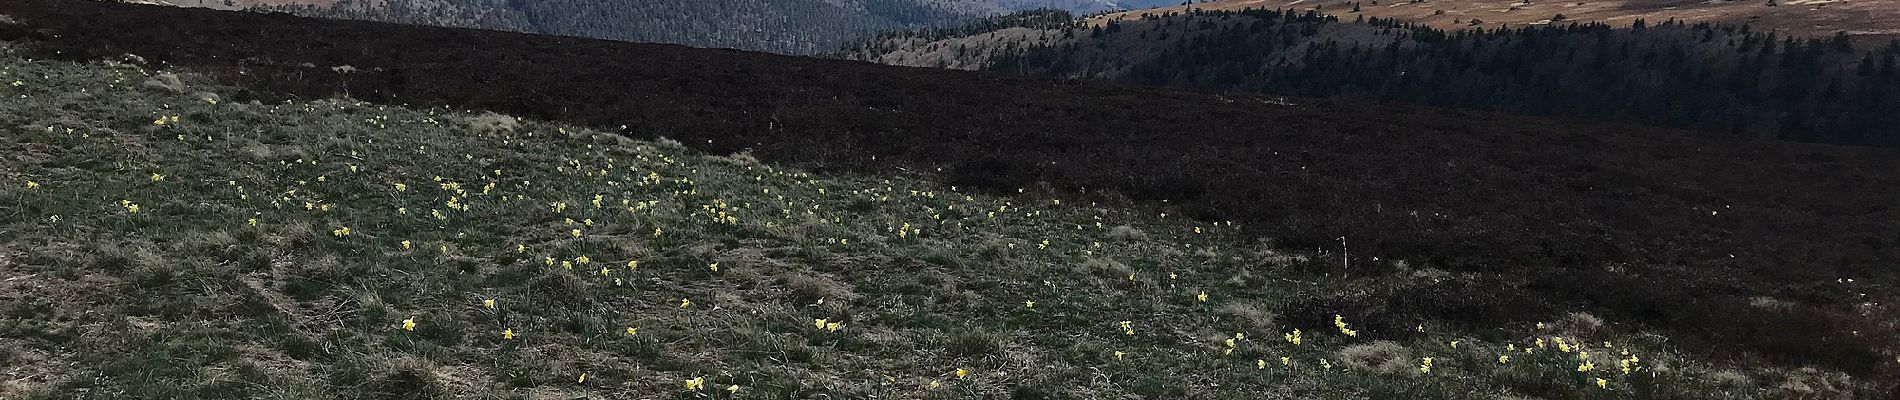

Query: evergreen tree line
850;9;1900;147
257;0;981;55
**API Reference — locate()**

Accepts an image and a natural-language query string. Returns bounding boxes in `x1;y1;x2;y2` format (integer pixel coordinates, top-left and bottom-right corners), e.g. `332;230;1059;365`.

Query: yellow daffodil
708;263;718;272
1281;356;1291;366
402;317;416;331
247;218;258;227
684;377;704;391
1499;354;1510;364
626;327;638;336
570;229;583;238
1024;301;1035;308
626;260;638;269
1596;378;1608;389
401;240;412;250
1450;340;1459;349
955;368;969;379
394;183;407;192
680;298;692;308
24;181;40;189
502;329;514;340
1114;351;1125;361
727;384;739;394
826;322;843;332
1257;359;1266;369
1197;291;1208;302
1120;320;1133;335
577;373;587;384
1285;329;1303;345
929;380;941;389
483;298;496;309
1419;357;1433;374
815;318;828;329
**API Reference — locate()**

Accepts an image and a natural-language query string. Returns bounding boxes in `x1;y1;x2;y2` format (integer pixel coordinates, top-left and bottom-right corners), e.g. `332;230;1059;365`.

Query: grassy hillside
2;44;1886;399
12;0;1900;385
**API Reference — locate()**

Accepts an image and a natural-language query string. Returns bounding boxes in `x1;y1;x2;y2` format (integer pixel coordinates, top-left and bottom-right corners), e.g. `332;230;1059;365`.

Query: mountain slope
6;0;1900;389
0;37;1887;400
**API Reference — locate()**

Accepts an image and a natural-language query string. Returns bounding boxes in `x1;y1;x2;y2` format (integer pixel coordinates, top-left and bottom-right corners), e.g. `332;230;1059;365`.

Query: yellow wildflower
483;298;496;309
726;384;739;394
684;377;705;391
1114;351;1125;361
955;368;969;379
1197;291;1208;302
502;329;514;340
402;317;416;331
577;373;587;384
680;298;692;308
626;327;638;336
401;240;412;250
570;229;582;238
709;263;719;272
1596;378;1608;389
1499;354;1510;364
1257;359;1266;369
24;181;40;189
1419;357;1433;374
150;173;165;181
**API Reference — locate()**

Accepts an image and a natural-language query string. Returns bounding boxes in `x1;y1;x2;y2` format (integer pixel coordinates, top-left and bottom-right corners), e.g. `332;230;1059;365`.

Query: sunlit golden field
0;42;1886;399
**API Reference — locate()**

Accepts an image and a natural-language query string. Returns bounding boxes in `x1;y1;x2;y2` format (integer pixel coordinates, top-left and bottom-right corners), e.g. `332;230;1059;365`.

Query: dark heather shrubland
841;8;1900;147
3;0;1898;396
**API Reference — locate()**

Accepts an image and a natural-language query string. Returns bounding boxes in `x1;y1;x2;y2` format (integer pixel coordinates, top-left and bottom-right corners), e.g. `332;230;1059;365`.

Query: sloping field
2;0;1898;383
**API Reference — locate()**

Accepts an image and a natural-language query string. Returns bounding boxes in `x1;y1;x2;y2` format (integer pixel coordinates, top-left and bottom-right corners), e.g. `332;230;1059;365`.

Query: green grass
0;42;1880;399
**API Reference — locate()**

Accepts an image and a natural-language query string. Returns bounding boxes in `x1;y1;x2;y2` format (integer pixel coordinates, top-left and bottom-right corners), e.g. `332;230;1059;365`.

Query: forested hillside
841;9;1900;147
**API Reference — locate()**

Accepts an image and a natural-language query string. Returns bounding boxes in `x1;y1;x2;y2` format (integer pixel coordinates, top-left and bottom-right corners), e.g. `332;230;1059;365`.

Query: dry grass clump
1107;225;1147;241
1336;341;1414;375
467;112;519;134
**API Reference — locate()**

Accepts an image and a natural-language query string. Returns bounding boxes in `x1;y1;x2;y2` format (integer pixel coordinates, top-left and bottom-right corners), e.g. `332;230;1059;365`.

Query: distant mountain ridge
165;0;1171;54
